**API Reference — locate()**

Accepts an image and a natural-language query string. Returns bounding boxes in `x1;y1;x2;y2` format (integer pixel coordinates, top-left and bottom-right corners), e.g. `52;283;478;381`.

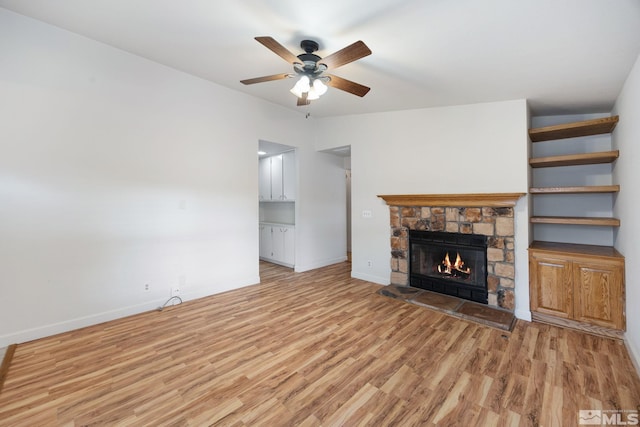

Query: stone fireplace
379;193;524;311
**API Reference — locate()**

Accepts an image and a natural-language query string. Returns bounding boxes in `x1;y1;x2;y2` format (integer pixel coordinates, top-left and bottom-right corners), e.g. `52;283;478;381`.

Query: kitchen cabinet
258;157;271;201
529;241;625;338
281;151;296;201
259;223;295;267
258;151;295;201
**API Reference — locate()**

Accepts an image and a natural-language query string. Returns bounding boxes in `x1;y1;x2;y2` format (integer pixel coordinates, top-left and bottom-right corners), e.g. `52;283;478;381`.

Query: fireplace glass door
409;230;488;303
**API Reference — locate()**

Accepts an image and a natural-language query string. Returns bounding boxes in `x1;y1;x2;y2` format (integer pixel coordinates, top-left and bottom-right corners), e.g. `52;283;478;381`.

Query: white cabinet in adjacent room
259;224;271;259
281;151;296;201
259;223;295;267
258;149;296;268
258;157;271;201
258;151;296;201
270;153;284;200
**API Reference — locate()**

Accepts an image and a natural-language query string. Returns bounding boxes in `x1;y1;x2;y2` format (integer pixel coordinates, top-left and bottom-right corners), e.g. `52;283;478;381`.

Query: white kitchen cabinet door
271;225;285;261
281;226;295;265
282;151;296;201
270;155;284;201
258;157;271;201
267;225;295;267
259;224;272;258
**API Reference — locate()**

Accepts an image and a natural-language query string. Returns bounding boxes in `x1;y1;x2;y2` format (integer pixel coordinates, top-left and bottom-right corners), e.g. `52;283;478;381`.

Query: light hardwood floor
1;261;638;426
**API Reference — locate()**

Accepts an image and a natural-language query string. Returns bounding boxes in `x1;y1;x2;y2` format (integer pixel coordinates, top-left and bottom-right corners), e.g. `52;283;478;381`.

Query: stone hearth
379;193;524;311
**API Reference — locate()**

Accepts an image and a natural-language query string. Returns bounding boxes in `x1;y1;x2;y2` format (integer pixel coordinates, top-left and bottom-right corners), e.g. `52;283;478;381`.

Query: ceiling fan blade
320;41;371;70
297;93;310;106
255;36;301;64
326;75;370;97
240;73;291;85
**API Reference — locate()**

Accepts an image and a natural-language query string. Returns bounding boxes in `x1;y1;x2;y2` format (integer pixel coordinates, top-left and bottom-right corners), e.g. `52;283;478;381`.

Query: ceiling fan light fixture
306;87;320;100
313;78;328;96
290;75;310;98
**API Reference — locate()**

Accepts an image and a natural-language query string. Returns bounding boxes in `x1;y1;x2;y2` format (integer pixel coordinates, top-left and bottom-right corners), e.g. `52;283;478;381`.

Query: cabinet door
271;226;285;261
259;225;273;259
270;155;284;201
281;226;295;265
282;151;296;201
258;158;271;201
573;260;625;330
530;253;573;318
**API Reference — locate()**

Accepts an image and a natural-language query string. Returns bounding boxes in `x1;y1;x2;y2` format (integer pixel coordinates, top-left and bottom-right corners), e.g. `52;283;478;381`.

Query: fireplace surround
379;193;524;311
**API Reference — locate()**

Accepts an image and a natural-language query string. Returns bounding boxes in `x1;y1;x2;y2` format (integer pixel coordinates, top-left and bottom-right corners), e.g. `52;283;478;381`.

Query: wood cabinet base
532;312;624;340
529;241;625;339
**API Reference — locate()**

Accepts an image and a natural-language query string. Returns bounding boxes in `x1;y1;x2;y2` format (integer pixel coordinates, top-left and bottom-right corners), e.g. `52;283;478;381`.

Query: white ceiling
2;0;639;118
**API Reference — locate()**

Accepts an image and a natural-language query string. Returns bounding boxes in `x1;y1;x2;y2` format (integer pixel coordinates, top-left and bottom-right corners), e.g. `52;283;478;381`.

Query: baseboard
0;298;167;348
351;271;389;286
0;276;260;348
294;256;348;273
185;276;261;300
531;312;624;340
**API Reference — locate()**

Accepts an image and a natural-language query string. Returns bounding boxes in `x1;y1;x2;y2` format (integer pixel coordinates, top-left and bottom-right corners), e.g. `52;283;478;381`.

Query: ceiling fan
240;36;372;106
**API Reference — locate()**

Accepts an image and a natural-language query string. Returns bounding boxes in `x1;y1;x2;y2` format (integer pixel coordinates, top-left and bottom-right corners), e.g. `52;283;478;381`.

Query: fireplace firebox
409;230;488;304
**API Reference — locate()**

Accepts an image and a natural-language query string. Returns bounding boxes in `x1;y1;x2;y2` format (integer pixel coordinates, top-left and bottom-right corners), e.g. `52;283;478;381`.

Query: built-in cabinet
528;116;625;338
259;151;295;201
259;223;295;267
259;150;296;268
529;241;625;338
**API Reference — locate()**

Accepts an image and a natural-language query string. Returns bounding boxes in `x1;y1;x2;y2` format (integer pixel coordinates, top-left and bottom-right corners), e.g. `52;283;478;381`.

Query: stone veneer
389;205;516;311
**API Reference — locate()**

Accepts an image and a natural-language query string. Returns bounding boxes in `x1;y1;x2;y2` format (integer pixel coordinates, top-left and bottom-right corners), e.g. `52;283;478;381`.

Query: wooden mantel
378;193;525;207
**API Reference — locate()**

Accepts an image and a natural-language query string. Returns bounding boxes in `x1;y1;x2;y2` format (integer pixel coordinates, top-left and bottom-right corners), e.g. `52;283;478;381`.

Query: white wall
612;53;640;371
315;100;532;320
294;148;348;271
0;9;345;347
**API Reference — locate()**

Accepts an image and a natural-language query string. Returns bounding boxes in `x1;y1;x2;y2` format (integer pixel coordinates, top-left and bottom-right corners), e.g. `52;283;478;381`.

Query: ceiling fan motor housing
296;40;324;74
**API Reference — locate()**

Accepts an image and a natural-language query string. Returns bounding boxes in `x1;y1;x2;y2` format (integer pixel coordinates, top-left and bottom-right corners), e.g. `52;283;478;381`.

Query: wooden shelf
529;150;619;168
529;116;619;142
529;240;623;258
529;185;620;194
530;216;620;226
377;193;525;207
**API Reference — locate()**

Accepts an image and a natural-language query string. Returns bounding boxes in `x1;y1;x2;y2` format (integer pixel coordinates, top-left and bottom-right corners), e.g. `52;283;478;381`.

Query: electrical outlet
367;260;373;267
144;283;150;292
171;287;180;297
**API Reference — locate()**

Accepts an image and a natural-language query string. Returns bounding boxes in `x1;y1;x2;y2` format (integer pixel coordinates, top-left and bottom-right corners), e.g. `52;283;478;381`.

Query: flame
437;251;471;276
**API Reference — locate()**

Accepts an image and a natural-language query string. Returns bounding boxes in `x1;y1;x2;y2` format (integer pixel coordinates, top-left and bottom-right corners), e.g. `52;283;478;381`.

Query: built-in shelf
529;240;623;258
529;185;620;194
529;150;619;168
528;115;625;338
529;116;619;142
530;216;621;227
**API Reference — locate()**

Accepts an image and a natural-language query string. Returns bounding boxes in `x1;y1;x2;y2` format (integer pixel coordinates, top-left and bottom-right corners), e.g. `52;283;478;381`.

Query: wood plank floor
1;261;639;426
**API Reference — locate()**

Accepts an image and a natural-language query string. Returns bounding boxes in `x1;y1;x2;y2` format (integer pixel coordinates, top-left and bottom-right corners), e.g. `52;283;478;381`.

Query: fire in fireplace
438;251;471;278
409;230;488;304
